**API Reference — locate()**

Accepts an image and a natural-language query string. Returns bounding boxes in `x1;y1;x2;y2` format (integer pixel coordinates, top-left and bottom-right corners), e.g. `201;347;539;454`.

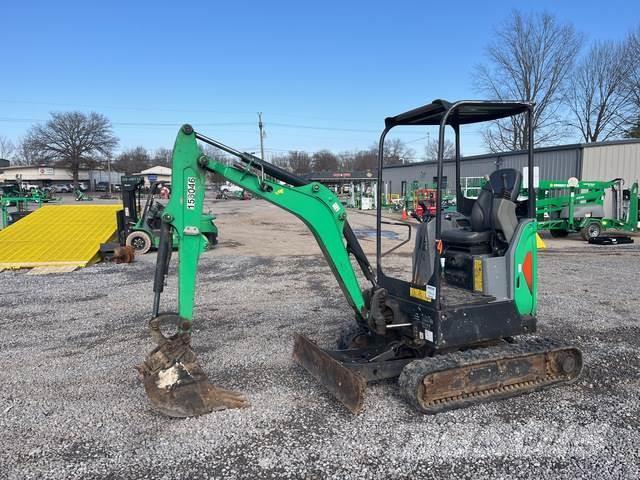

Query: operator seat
441;168;522;246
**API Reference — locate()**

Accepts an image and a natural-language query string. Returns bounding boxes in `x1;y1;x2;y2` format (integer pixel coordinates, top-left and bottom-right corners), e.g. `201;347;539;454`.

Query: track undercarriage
399;337;582;413
293;331;582;414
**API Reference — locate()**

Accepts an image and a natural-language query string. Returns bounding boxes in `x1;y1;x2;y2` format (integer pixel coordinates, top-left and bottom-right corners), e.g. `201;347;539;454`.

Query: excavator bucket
137;315;248;417
293;333;367;414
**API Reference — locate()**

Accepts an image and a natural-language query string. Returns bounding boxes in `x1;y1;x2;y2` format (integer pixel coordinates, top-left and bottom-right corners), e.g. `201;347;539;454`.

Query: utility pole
107;156;112;195
258;112;265;161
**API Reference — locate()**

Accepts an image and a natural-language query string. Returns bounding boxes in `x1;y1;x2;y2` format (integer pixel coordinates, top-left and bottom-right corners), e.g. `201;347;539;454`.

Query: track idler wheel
136;313;248;417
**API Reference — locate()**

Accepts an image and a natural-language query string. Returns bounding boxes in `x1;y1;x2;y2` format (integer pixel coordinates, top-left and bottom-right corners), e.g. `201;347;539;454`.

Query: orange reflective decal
523;251;533;292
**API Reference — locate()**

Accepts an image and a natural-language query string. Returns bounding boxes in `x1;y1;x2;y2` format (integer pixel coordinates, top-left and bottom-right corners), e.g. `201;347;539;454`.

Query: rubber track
398;337;582;414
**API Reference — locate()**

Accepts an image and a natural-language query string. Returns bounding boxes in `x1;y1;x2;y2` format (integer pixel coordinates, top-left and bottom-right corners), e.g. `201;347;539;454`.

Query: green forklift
138;100;582;418
536;178;639;240
120;175;218;254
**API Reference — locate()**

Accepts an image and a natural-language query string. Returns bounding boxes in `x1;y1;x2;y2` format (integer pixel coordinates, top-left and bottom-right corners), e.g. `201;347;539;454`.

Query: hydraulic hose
152;220;173;317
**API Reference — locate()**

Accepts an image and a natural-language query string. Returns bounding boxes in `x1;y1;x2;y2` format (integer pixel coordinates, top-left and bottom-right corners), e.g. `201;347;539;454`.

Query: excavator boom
163;126;371;320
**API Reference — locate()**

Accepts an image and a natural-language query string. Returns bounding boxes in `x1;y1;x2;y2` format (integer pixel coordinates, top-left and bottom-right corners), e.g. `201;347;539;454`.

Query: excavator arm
138;125;375;417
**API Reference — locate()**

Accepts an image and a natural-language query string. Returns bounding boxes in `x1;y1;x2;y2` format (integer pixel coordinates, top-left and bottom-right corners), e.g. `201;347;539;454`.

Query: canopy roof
384;99;530;128
139;165;172;175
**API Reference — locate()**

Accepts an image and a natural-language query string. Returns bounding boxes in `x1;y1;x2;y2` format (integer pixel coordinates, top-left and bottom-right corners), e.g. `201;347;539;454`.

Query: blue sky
1;0;638;160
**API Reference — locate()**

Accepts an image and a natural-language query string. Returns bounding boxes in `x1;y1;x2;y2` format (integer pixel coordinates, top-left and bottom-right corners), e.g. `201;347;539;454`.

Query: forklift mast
120;175;145;226
139;182;162;223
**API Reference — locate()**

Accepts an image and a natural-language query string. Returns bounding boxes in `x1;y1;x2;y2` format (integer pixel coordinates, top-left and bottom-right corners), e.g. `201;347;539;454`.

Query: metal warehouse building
0;165;123;190
382;139;640;194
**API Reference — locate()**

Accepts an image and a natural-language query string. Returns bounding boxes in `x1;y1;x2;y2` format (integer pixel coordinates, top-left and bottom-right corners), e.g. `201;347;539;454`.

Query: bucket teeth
138;315;248;417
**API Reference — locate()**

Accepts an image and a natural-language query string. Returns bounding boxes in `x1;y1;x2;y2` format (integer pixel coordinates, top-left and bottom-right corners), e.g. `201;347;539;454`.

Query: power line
269;122;378;133
0;98;382;124
0;99;255;115
404;135;430;144
0;117;42;123
0;116;376;133
0;112;433;136
0;116;253;127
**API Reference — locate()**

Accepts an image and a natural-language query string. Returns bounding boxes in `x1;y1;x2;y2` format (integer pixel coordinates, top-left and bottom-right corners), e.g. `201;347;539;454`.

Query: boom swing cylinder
139;100;582;418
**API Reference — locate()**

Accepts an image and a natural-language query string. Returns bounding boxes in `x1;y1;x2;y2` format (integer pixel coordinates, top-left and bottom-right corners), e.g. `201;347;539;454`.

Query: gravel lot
1;199;639;479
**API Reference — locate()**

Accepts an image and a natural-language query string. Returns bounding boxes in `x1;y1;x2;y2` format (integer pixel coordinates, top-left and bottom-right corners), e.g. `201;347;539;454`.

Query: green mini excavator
138;100;583;418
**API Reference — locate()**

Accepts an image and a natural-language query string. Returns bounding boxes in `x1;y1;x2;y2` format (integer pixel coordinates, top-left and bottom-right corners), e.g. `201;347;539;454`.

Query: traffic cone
402;206;408;220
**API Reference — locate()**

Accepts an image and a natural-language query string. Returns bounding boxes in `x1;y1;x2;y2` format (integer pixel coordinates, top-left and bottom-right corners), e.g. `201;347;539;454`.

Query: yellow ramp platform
0;205;121;269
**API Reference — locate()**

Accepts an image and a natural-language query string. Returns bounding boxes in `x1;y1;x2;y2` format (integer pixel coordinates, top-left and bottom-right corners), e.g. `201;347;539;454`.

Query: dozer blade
137;315;248;418
293;333;367;414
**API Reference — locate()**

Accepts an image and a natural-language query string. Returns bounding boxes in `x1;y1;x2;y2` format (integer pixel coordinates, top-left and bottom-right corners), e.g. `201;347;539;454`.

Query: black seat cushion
440;228;492;245
440;168;521;248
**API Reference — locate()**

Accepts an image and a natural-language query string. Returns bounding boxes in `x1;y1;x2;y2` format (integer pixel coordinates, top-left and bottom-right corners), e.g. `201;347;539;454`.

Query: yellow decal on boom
410;287;430;302
275;188;284;195
473;258;483;292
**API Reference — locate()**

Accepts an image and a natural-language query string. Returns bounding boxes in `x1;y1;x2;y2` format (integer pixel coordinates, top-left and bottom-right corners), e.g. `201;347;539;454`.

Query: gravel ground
1;209;639;479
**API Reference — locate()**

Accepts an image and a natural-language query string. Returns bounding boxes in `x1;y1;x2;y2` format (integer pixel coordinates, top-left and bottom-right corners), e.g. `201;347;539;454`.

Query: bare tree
0;135;15;160
201;144;234;165
424;139;456;161
312;150;339;172
25;112;118;186
566;40;634;142
287;151;312;175
625;25;640;137
625;26;640;109
12;138;40;166
383;139;414;165
475;11;582;151
270;155;290;171
113;146;151;174
337;152;355;171
353;148;378;171
152;147;173;167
